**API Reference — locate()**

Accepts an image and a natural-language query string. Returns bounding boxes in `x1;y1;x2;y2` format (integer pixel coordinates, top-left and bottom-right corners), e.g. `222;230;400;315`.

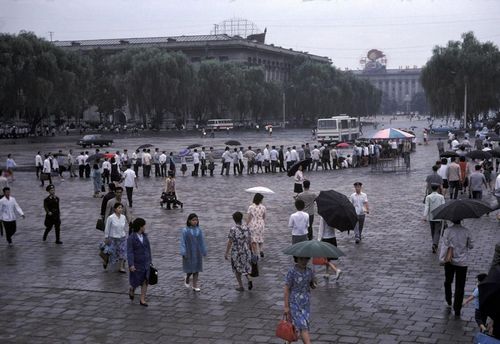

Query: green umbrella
283;240;345;258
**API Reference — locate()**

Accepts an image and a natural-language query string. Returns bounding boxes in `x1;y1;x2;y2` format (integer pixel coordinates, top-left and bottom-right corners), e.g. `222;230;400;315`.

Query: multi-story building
53;33;331;83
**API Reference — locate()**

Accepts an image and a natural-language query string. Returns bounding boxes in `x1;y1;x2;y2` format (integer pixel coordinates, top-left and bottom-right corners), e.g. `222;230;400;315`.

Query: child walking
463;273;488;332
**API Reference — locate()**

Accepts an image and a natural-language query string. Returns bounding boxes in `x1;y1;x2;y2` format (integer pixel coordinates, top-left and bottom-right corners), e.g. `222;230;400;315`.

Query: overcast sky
2;0;499;70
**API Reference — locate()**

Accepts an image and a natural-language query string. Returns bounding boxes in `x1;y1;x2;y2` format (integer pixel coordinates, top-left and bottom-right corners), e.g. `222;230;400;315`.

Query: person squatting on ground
225;211;254;292
43;184;62;244
180;213;207;292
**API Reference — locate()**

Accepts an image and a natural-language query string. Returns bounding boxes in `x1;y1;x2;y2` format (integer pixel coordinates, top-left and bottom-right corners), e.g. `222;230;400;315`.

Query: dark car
77;134;113;148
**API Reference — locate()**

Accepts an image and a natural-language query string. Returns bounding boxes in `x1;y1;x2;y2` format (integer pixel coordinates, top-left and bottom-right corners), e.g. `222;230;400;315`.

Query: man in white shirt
142;149;152;177
237;147;244;175
192;149;200;176
41;154;53;187
77;151;85;178
285;147;293;171
0;187;25;245
311;145;321;171
159;151;167;177
288;199;310;244
290;146;299;165
200;147;207;177
221;147;231;176
350;182;369;244
270;146;278;173
263;144;270;173
35;151;43;179
122;165;138;208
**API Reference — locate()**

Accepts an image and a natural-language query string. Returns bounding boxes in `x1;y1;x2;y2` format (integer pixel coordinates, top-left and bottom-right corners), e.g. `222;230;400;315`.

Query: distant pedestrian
35;151;43;179
284;256;316;344
127;217;152;307
5;154;16;181
91;164;102;198
0;170;9;192
350;182;369;244
0;187;25;246
180;213;207;292
42;184;62;244
224;211;254;292
439;219;473;318
180;155;187;176
122;165;137;208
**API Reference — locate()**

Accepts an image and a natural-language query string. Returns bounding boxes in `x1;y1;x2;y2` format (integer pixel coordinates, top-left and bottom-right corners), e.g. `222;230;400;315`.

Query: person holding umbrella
246;193;267;257
350;182;369;244
439;219;474;318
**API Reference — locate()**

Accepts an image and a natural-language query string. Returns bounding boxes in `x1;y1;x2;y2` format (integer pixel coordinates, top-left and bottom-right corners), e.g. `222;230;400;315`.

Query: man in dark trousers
43;184;62;244
100;183;116;220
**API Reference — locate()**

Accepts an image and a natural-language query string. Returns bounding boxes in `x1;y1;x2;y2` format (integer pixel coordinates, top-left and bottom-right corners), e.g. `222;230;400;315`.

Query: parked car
77;134;113;148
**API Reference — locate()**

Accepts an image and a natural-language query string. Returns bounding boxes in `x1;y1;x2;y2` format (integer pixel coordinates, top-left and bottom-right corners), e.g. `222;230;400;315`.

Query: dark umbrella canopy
283;240;345;258
187;143;202;149
440;151;459;158
479;265;500;318
137;144;154;150
491;147;500;158
315;190;358;232
287;159;311;177
87;153;104;163
466;150;492;160
52;152;66;157
225;140;241;146
432;199;493;222
178;148;190;157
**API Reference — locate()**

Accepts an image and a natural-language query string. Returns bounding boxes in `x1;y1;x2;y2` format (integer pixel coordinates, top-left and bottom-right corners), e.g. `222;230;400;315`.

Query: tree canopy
421;32;500;123
0;32;382;129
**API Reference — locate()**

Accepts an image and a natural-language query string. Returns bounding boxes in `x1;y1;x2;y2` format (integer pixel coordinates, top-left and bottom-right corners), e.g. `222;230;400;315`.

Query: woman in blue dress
127;218;152;307
284;256;316;344
180;213;207;292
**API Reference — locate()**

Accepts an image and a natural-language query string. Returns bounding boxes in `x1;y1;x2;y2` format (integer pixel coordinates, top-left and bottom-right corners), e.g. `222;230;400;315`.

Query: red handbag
276;315;298;342
312;257;328;265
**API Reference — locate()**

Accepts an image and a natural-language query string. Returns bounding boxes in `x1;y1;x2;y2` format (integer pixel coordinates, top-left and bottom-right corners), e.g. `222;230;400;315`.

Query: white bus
206;118;234;130
316;115;360;144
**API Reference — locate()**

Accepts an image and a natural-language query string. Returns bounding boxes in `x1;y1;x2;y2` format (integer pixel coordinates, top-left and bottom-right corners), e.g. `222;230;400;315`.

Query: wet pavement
0;117;498;343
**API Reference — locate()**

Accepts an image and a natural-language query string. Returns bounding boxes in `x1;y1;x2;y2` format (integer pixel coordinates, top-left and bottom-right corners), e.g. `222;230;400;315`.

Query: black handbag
250;262;259;277
96;218;105;231
149;264;158;285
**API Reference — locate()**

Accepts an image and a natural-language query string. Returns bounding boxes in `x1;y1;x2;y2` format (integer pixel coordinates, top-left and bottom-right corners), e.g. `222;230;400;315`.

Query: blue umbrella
178;148;190;157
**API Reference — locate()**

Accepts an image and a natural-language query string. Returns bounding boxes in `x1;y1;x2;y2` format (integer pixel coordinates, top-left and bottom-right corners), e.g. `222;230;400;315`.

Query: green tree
421;32;500;123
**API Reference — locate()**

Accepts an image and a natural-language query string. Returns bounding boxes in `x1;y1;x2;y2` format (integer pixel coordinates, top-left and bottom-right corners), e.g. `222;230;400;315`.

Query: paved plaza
0;119;498;343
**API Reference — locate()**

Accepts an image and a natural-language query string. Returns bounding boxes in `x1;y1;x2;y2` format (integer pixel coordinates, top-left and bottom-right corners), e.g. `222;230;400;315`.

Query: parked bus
316;115;360;144
206;118;234;130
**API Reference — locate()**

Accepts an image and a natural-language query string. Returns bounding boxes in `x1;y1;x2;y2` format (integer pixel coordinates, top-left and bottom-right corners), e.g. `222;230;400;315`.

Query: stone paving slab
0;119;498;343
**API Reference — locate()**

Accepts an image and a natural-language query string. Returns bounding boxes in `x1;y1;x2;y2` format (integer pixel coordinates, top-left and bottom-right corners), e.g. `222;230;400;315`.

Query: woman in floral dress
224;211;254;291
284;256;316;344
246;193;266;257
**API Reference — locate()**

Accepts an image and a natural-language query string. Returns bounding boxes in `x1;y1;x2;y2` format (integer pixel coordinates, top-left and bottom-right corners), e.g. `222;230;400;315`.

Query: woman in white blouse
293;165;305;195
104;202;127;272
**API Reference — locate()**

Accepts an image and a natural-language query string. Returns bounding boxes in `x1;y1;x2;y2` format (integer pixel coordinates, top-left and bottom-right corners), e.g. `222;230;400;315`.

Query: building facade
53;34;331;83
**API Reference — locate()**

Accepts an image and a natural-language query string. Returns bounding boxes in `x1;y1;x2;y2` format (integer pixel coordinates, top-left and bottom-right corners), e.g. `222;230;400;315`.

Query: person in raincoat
180;213;207;292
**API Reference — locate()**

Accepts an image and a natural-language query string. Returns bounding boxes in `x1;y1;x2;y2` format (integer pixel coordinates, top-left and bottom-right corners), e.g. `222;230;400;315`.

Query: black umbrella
485;132;500;141
87;153;104;163
187;143;202;149
287;159;311;177
491;147;500;158
315;190;358;232
137;144;154;150
432;199;493;222
52;152;66;157
466;150;492;160
440;151;459;158
225;140;241;146
479;265;500;318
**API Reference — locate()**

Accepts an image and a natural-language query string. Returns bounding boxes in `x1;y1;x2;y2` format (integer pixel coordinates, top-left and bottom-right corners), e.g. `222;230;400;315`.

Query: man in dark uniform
43;184;62;244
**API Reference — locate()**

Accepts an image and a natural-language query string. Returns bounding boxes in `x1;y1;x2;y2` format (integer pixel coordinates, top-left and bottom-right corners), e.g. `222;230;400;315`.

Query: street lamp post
463;79;468;129
282;91;286;129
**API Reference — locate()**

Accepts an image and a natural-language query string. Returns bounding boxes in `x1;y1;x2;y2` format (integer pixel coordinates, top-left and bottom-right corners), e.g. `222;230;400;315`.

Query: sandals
129;288;135;300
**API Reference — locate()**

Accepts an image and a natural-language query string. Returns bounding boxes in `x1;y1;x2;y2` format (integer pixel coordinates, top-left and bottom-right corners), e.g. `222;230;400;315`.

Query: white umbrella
245;186;275;194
